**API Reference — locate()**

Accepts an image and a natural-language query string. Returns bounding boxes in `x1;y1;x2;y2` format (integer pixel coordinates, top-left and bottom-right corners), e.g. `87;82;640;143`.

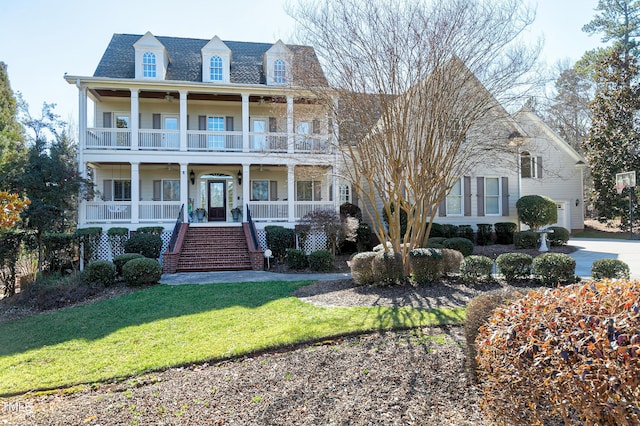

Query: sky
0;0;603;126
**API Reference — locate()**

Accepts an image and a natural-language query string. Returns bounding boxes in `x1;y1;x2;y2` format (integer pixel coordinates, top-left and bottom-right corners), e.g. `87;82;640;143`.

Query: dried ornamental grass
476;280;640;425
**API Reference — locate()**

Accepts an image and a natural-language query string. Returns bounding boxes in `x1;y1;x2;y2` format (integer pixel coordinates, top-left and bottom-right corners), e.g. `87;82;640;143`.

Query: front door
164;115;179;148
208;180;226;221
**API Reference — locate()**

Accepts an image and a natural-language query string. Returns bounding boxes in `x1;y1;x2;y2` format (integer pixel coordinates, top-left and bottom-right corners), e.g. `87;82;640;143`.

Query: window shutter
477;177;485;216
187;115;190;130
270;181;278;201
312;119;320;134
152;114;161;130
537;157;543;178
269;117;277;132
226;116;234;131
153;180;161;201
501;177;509;216
198;115;206;131
103;180;113;201
438;197;446;217
351;185;358;206
464;176;472;216
103;112;112;128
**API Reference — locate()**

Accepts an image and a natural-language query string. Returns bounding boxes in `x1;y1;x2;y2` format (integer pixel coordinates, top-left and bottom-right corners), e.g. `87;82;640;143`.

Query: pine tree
0;62;24;173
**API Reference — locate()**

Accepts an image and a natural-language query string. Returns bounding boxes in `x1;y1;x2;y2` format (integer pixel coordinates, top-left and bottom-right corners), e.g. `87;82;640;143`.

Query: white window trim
274;59;286;84
210;55;223;81
339;184;350;204
446;178;464;217
251;179;271;201
161;179;180;202
142;52;157;78
296;180;322;201
111;179;132;202
521;151;538;179
485;177;501;216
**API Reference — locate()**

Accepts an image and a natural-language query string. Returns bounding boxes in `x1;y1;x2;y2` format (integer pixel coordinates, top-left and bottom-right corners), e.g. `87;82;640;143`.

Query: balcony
247;201;334;221
85;201;181;223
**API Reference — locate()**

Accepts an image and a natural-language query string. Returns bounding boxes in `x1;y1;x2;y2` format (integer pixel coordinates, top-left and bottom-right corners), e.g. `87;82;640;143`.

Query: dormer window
143;52;157;78
210;56;223;81
274;59;286;84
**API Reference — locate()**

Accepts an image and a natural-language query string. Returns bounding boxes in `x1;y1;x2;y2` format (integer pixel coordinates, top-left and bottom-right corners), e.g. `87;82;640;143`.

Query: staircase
175;226;253;272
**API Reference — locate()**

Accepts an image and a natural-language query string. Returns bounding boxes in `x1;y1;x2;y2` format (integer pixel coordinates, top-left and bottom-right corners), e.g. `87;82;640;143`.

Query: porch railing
249;133;288;152
85;201;131;222
86;128;131;149
139;202;182;221
294;136;329;153
295;202;335;219
247;201;288;221
187;131;242;151
246;205;260;251
167;204;184;252
139;130;180;150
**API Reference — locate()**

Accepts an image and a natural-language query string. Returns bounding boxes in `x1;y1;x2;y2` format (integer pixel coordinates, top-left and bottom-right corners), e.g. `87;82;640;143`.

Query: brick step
173;226;254;272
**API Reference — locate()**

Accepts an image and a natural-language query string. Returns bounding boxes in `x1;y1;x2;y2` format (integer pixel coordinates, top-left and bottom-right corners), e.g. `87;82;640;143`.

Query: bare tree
288;0;542;269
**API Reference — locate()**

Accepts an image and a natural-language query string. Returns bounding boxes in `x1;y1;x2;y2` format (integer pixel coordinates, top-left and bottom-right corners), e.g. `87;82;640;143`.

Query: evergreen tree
0;62;25;175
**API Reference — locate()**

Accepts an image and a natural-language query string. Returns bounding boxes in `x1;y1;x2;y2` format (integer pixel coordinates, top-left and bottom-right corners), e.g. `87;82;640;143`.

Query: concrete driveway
568;238;640;279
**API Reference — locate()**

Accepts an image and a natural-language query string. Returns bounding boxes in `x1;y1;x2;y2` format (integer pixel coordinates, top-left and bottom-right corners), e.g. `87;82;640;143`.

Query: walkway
160;270;351;285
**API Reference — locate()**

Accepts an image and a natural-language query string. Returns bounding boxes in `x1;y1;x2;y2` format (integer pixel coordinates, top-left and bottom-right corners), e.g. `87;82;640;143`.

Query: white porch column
242;93;250;153
180;163;188;214
179;90;188;152
242;164;250;218
332;166;338;212
288;164;295;222
131;162;140;224
78;85;88;226
130;89;139;150
287;95;294;154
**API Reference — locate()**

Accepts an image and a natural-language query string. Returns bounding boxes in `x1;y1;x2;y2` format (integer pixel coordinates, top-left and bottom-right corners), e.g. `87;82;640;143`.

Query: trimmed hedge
516;195;557;230
458;225;474;242
286;249;309;270
513;230;538;249
124;233;163;259
122;258;162;286
442;224;459;239
113;253;145;276
547;226;570;246
425;237;446;247
84;260;116;288
591;258;630;280
408;248;444;284
309;250;334;272
443;237;474;257
136;226;164;235
476;224;493;246
350;251;377;285
494;222;517;245
428;223;444;238
372;251;404;285
532;253;576;286
460;255;493;283
496;253;533;282
441;248;464;274
265;226;295;262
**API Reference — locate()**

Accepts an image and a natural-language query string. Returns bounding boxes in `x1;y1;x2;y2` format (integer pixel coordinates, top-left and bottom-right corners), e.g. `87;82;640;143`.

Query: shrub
113;253;145;276
458;225;474;242
496;252;533;282
124;233;163;259
532;252;576;286
441;248;463;274
591;258;630;280
308;250;334;272
460;255;493;283
84;260;116;288
107;227;129;257
494;222;517;244
122;257;162;286
442;224;459;239
382;203;408;238
547;226;570;246
373;242;394;252
476;224;493;246
464;288;522;383
516;195;557;230
428;223;444;238
372;251;404;285
339;202;363;221
477;280;640;425
425;237;446;247
136;226;164;235
286;249;309;270
265;226;295;262
76;227;103;264
349;251;377;285
513;230;538;249
0;230;25;297
43;232;76;273
13;272;97;311
356;222;372;252
408;248;444;284
443;237;473;257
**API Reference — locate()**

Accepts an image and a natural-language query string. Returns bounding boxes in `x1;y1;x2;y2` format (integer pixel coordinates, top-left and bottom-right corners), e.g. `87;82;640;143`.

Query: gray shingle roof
93;33;327;86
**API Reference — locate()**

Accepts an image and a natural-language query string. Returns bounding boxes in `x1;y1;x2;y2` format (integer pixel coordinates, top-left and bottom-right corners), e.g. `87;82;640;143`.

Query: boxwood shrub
591;258;630;280
513;230;538;249
286;249;309;270
547;226;570;246
113;253;145;276
494;222;517;244
442;224;459;239
124;233;163;259
265;226;295;262
458;225;474;242
372;251;404;285
136;226;164;235
476;224;493;246
309;250;333;272
350;251;377;285
408;248;444;284
532;253;576;286
425;237;446;248
443;237;474;257
122;257;162;286
84;260;116;288
428;222;444;238
442;248;464;274
460;255;493;283
496;253;533;282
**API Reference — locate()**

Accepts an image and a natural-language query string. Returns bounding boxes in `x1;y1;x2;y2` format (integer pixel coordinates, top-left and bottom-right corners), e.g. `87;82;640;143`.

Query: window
113;180;131;201
296;181;321;201
162;180;180;201
274;59;286;83
207;116;225;148
521;151;538;178
210;56;223;81
142;52;156;78
339;184;350;204
251;180;276;201
485;177;500;215
446;178;463;215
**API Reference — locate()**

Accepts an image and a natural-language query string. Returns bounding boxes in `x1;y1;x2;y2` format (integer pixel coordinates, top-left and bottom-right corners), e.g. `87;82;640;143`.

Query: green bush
124;233;163;259
458;225;474;242
408;248;444;284
513;230;538;249
516;195;557;230
443;237;474;257
122;257;162;286
442;224;459;239
136;226;164;235
356;222;372;252
265;226;295;262
85;260;116;288
372;251;404;285
460;255;493;283
425;237;446;247
308;250;334;272
532;253;576;286
547;226;570;246
107;227;129;257
441;248;464;274
286;249;309;270
0;230;24;297
113;253;145;276
477;280;640;425
13;272;97;311
494;222;517;244
476;224;493;246
428;223;444;238
339;202;363;221
591;258;630;280
382;203;408;238
349;252;377;285
496;253;533;282
464;288;523;383
43;232;76;273
373;242;394;252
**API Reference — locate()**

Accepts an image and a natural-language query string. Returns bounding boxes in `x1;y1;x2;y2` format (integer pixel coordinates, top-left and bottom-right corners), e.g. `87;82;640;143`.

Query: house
65;32;344;272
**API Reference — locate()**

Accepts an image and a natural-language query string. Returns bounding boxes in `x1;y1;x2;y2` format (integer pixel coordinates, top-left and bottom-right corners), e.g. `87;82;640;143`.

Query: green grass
0;281;464;396
572;230;630;239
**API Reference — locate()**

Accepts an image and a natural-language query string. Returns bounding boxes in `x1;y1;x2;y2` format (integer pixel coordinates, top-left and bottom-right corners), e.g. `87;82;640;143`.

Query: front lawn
0;281;463;396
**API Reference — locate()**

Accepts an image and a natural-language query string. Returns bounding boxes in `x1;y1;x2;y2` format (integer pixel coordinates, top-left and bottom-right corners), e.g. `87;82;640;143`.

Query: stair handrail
167;204;185;252
246;204;260;251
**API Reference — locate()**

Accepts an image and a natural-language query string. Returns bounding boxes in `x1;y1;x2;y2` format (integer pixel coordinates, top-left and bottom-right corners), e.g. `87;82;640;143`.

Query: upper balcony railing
83;128;333;154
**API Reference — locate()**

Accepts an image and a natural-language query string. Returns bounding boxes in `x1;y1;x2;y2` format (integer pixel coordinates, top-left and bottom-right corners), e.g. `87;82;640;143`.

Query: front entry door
208;180;226;221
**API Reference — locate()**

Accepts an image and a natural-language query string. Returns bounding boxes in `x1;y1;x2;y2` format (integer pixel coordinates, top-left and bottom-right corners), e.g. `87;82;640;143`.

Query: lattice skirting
91;232;172;264
256;230;328;254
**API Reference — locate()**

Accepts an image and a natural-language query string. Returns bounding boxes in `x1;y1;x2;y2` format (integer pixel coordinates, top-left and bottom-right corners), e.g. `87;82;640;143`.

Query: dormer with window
133;32;169;80
201;36;231;83
264;40;292;86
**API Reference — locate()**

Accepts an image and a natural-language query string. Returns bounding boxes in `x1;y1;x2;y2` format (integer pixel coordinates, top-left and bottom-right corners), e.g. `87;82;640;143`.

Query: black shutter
198;115;206;131
477;177;485;216
152;114;161;129
501;177;509;216
226;116;234;131
438;197;446;217
187;115;190;130
351;185;358;206
537;156;543;178
270;181;278;201
464;176;472;216
103;112;112;128
153;180;161;201
312;119;320;134
103;180;113;201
